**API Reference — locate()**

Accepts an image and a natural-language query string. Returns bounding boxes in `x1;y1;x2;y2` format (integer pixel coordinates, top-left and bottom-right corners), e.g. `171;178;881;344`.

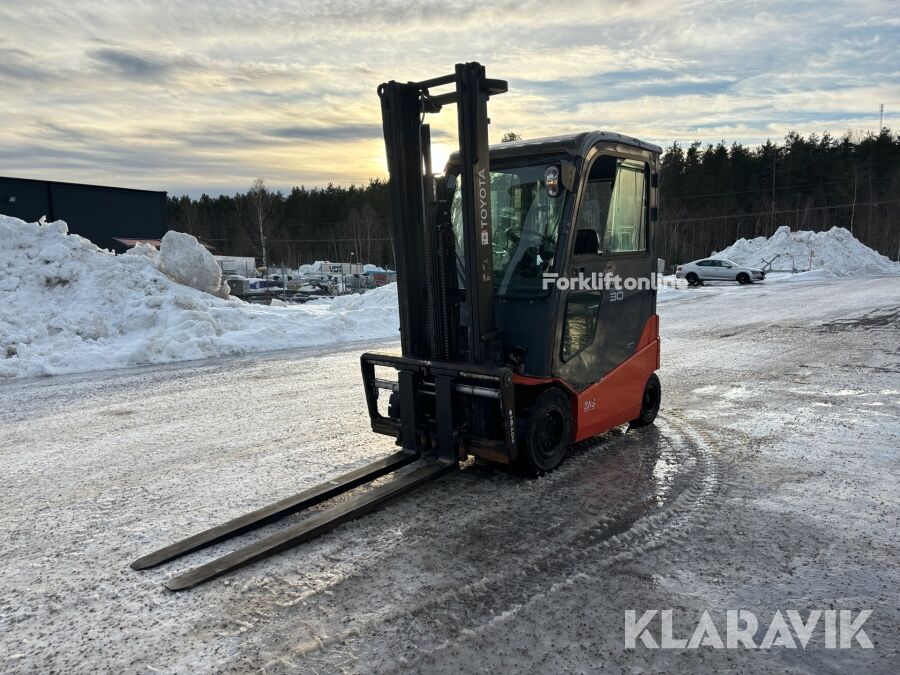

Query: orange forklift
132;62;661;590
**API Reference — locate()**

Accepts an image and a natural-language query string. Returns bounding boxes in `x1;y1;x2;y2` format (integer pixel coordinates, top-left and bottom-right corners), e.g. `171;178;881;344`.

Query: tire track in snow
391;414;724;673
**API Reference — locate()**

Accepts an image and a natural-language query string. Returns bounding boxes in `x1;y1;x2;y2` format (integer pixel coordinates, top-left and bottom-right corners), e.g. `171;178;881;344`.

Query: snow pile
158;230;229;297
0;216;399;379
713;226;900;276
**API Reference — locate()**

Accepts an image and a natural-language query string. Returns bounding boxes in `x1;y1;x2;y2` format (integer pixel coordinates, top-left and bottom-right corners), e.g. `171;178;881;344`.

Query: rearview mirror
543;165;560;197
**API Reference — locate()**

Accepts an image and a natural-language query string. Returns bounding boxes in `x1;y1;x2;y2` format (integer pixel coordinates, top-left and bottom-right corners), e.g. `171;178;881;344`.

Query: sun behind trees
168;129;900;268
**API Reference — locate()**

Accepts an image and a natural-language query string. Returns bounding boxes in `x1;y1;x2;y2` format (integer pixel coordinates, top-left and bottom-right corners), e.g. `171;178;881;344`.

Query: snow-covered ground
0;274;897;673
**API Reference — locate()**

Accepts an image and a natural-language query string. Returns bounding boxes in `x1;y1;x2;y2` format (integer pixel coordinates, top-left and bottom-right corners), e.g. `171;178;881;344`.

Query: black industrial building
0;176;168;252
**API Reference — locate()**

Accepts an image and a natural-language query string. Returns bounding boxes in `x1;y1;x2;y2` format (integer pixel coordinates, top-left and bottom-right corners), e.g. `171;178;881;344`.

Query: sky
1;0;898;197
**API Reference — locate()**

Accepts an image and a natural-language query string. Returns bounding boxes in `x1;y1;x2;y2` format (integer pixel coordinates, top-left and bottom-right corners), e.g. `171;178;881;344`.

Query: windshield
451;164;566;298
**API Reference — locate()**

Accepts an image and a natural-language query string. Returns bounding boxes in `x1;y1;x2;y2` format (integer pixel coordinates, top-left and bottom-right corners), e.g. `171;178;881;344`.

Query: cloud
0;0;897;195
89;47;172;81
0;47;55;82
267;124;384;141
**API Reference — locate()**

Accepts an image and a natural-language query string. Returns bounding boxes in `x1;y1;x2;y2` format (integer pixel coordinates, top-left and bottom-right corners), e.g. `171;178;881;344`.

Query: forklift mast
378;62;507;365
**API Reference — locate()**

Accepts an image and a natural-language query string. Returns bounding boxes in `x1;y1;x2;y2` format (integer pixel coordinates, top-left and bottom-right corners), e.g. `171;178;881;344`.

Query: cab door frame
550;140;658;391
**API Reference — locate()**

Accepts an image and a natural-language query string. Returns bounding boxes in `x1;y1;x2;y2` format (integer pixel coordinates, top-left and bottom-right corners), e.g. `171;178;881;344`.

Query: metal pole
259;214;267;271
771;151;777;235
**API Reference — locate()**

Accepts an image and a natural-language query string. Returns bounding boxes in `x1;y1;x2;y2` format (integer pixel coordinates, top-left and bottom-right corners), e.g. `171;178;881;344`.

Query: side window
604;160;648;253
574;156;615;256
696;260;712;267
574;156;648;256
561;292;601;361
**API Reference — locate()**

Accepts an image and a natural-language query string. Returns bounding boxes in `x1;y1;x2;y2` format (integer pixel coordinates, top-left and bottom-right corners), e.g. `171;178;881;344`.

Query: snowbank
712;226;900;276
0;216;399;379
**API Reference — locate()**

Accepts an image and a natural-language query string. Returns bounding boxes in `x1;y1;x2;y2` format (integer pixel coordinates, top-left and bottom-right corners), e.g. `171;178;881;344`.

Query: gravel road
1;276;898;673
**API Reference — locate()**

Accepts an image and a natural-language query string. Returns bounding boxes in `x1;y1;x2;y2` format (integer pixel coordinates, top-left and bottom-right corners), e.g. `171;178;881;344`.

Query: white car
675;258;765;286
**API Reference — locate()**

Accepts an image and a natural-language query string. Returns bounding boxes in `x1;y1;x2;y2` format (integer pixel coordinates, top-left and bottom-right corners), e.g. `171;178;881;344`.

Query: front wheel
630;374;661;427
737;272;751;285
517;388;573;475
387;392;400;419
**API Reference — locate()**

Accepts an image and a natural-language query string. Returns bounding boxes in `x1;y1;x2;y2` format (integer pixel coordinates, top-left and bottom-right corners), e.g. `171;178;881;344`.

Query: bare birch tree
245;177;278;271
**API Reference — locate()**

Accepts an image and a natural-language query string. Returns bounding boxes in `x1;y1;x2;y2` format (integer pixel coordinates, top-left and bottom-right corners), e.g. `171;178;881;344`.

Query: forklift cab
362;64;661;475
446;132;660;392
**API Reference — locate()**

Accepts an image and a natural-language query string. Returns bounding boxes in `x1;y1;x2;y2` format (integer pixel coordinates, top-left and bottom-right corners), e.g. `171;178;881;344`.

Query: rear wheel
737;272;751;285
517;388;573;475
686;272;701;286
630;374;661;427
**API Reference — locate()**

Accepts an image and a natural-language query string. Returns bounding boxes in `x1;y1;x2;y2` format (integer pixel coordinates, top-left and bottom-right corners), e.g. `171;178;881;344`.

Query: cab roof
447;131;661;168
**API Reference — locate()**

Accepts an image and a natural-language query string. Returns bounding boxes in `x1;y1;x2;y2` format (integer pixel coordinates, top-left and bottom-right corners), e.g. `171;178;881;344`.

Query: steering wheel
505;227;556;261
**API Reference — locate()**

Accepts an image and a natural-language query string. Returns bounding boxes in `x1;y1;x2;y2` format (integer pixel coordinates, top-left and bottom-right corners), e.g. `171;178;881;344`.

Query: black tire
387;392;400;419
517;388;573;475
630;374;661;427
737;272;751;285
685;272;700;286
